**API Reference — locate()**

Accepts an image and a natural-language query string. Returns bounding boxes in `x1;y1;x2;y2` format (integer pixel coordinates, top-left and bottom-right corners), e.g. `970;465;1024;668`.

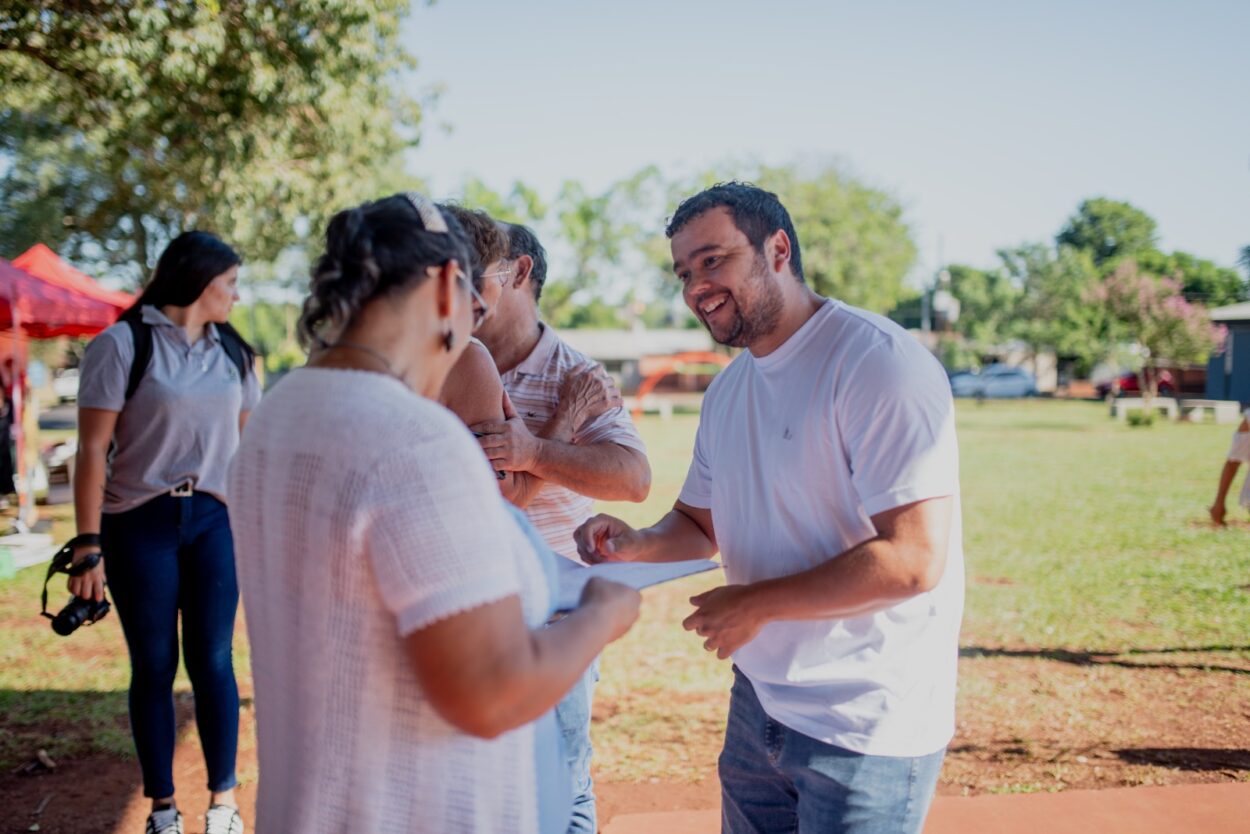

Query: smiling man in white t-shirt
574;183;964;834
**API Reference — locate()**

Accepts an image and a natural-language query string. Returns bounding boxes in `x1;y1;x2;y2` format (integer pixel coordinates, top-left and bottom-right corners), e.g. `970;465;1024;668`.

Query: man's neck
748;286;825;358
483;311;544;375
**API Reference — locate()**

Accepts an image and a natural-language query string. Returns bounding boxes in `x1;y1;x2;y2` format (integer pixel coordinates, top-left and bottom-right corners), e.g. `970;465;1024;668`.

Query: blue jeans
554;658;598;834
102;493;240;799
720;669;944;834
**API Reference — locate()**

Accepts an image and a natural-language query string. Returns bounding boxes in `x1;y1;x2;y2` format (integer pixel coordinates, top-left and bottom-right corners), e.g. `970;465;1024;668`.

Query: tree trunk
1142;364;1157;419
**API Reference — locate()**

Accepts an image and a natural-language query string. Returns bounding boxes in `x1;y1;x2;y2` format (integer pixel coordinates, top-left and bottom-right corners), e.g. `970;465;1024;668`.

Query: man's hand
555;361;622;437
683;584;768;660
472;405;543;472
574;513;646;564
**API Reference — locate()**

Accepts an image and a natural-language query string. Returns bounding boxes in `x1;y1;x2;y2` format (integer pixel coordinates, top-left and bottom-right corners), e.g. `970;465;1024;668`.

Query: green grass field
2;399;1248;793
591;400;1250;783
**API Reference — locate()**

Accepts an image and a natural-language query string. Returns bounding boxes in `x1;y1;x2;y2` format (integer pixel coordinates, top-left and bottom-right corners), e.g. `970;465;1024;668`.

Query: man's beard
707;260;785;349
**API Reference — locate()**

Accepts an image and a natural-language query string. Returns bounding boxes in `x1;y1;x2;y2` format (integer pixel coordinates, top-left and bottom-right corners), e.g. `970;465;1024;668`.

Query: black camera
40;537;112;636
50;593;111;636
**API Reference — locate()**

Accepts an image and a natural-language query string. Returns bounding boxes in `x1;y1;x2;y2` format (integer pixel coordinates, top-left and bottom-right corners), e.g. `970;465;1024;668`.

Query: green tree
945;264;1020;349
1136;249;1248;307
1055;198;1158;267
459;178;548;226
1092;260;1224;410
1002;243;1108;374
0;1;423;280
544;166;665;326
754;163;916;313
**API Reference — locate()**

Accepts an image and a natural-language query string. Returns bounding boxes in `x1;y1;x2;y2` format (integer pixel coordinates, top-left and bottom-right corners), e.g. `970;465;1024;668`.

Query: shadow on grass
960;645;1250;676
0;689;194;833
1114;747;1250;772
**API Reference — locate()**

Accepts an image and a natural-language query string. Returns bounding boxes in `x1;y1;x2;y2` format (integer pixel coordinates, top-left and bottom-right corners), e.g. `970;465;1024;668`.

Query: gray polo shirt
78;305;262;513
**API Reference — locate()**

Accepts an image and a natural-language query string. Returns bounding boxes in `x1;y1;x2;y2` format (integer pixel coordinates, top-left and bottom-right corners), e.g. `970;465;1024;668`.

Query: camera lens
51;597;95;636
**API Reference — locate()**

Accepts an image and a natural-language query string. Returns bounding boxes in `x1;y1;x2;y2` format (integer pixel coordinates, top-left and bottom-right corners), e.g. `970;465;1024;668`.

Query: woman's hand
67;545;106;602
577;578;641;641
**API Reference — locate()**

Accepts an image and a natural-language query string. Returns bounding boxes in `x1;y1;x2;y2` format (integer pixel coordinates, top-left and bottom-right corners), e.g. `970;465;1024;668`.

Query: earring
441;321;454;352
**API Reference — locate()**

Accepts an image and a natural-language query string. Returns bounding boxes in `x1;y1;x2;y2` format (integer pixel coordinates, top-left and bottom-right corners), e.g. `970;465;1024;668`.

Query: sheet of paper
555;558;721;611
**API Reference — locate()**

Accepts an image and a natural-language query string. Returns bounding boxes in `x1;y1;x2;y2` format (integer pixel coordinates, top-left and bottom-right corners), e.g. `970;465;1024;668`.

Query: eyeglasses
456;269;490;330
481;262;513;287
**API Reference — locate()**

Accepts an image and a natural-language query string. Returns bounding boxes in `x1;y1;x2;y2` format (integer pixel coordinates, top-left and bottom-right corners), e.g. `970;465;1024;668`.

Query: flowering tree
1092;261;1226;411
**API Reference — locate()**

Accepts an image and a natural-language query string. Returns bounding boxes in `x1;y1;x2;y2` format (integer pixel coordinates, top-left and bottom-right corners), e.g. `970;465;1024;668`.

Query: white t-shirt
678;299;965;757
229;368;550;834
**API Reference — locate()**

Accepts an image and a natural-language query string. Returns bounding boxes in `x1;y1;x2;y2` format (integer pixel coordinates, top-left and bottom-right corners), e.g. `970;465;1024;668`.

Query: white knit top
229;367;549;834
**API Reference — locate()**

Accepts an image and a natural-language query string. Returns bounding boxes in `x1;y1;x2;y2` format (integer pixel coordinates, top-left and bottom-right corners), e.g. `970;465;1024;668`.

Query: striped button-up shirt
501;324;647;562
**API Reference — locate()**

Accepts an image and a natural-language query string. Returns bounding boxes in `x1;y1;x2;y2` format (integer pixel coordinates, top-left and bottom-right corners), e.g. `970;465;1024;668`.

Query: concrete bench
1110;397;1179;420
1179;399;1245;424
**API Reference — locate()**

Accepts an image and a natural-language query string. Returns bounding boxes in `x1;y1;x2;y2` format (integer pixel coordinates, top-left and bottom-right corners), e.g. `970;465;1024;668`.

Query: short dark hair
665;182;804;282
506;223;548;302
298;194;475;348
439;204;510;287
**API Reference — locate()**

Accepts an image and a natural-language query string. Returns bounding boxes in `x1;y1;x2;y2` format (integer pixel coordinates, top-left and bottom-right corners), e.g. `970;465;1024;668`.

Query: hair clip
405;192;449;234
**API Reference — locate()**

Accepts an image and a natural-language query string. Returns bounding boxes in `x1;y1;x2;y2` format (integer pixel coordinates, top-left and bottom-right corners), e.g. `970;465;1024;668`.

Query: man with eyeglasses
463;218;651;834
574;183;964;834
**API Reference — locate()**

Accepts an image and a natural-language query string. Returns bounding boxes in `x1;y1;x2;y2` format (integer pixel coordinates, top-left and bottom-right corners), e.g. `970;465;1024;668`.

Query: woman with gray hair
228;193;640;833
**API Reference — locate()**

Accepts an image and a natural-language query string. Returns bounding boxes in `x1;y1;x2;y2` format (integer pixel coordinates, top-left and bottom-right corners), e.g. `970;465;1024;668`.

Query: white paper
555;558;721;611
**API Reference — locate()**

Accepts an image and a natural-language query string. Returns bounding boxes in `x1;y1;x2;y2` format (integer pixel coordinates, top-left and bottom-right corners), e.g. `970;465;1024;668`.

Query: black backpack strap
217;328;250;383
122;319;248;401
123;318;154;402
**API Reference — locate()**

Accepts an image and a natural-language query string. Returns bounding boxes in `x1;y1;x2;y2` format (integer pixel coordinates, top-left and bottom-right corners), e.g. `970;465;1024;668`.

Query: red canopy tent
0;252;131;531
12;243;135;321
0;256;129;339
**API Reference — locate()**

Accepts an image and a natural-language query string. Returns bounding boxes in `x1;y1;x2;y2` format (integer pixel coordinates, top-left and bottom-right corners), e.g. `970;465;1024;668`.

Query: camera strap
39;535;104;620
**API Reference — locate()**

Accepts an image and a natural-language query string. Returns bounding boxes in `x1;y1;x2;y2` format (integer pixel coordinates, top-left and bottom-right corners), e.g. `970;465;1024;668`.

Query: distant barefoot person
1209;407;1250;526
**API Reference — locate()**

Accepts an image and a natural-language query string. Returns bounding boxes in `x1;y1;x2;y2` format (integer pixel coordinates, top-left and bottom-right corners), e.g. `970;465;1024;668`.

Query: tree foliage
945;264;1020;349
1135;249;1247;307
1055;197;1158;267
753;164;916;313
999;243;1108;371
1091;260;1224;404
0;0;422;281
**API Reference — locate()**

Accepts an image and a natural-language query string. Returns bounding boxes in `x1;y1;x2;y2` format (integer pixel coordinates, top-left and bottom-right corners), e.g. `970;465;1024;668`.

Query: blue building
1206;302;1250;406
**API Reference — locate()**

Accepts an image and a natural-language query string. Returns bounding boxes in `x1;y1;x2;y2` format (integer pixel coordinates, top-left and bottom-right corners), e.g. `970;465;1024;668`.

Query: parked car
948;371;983;398
949;365;1038;399
1095;370;1175;399
52;368;79;403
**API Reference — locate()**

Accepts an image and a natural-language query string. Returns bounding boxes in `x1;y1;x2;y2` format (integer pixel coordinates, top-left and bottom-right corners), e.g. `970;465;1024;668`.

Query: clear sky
403;0;1249;278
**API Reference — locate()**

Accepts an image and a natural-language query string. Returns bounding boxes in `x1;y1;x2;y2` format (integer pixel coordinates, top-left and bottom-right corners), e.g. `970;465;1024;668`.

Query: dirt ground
5;650;1249;833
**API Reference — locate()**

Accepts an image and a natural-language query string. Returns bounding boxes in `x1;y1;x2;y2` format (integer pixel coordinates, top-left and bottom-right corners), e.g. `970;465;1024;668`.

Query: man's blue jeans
102;493;240;799
554;658;599;834
720;669;944;834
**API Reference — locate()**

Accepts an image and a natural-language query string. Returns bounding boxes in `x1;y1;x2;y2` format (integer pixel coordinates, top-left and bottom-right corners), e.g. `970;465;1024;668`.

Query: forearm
633;508;717;563
73;449;108;536
530;441;650;502
467;603;625;737
1214;460;1240;503
500;470;544;509
750;537;941;623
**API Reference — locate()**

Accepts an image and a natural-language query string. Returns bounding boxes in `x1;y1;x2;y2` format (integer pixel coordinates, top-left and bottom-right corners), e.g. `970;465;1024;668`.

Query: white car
949;365;1038;399
52;368;79;403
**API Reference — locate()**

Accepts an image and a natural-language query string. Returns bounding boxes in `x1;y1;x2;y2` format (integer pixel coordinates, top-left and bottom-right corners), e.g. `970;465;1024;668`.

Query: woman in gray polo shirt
69;231;259;834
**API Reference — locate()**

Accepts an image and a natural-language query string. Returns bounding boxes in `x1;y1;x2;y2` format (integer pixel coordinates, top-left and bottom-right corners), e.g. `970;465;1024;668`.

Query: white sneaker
145;807;183;834
205;804;244;834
